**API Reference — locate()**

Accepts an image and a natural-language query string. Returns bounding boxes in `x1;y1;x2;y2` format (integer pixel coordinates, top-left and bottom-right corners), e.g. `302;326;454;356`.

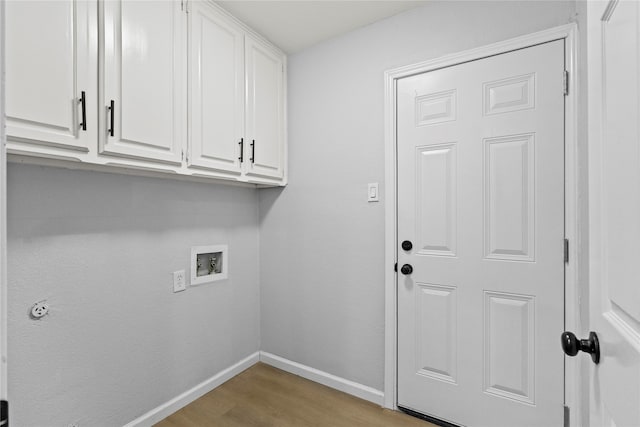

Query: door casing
383;24;582;426
0;0;7;409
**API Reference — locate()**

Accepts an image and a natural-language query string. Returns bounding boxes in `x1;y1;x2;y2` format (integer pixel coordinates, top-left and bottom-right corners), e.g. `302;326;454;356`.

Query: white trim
124;352;259;427
561;23;583;427
0;0;7;403
383;24;582;426
382;49;398;409
259;351;384;406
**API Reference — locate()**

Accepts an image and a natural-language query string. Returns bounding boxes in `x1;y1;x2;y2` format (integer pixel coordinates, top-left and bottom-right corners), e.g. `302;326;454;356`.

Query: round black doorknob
400;264;413;275
561;331;600;364
561;331;580;356
402;240;413;251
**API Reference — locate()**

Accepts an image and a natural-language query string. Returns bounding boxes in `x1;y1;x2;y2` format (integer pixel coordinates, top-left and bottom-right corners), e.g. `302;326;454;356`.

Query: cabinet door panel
188;2;244;173
246;36;285;180
102;0;184;164
6;0;95;151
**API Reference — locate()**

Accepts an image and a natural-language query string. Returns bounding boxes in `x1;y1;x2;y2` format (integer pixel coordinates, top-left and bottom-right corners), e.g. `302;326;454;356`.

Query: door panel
416;144;457;257
102;0;184;164
484;133;535;261
397;40;565;427
483;291;535;405
188;1;244;173
416;283;458;384
589;1;640;426
245;36;285;180
6;0;96;151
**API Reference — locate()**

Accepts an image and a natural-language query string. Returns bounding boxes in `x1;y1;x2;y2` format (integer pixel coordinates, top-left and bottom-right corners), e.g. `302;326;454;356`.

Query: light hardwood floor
155;362;435;427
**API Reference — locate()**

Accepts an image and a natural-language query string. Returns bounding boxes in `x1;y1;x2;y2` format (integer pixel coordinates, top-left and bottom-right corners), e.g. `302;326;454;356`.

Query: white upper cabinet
101;0;185;164
6;0;97;152
245;35;286;180
188;2;244;174
6;0;286;186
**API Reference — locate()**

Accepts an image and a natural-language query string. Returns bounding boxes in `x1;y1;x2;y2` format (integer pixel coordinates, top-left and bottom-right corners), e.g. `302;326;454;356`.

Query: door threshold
398;406;462;427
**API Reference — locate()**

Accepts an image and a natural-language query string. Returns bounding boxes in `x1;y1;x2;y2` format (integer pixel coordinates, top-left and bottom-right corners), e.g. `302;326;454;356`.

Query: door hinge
564;238;569;263
394;262;398;273
181;149;184;161
563;70;569;96
181;0;188;13
1;399;8;427
564;405;570;427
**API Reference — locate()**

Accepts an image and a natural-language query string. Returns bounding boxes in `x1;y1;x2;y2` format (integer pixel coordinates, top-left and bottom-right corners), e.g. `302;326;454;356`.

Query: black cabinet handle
238;138;244;163
78;91;87;131
561;331;600;364
108;100;115;137
250;139;255;163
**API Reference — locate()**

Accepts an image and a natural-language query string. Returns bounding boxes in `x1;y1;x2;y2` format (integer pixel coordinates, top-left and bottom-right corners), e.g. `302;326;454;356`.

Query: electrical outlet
30;301;49;319
173;270;186;292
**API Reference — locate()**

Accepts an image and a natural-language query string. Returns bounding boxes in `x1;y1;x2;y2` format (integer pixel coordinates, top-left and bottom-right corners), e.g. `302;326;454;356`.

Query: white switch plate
368;182;379;202
173;270;186;292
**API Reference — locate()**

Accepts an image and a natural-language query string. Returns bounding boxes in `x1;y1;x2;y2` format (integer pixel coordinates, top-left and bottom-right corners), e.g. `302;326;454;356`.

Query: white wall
259;1;577;392
7;164;260;426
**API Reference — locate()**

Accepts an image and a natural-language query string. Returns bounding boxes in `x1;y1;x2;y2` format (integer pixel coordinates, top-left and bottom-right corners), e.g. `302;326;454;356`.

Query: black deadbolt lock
402;240;413;251
561;331;600;364
400;264;413;275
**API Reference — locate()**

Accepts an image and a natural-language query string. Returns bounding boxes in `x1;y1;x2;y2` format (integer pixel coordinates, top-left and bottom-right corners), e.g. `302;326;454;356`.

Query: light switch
368;183;379;202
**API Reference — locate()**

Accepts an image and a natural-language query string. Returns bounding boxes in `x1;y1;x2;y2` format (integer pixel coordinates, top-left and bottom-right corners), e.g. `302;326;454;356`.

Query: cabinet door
102;0;185;164
188;2;244;174
6;0;96;151
245;36;285;180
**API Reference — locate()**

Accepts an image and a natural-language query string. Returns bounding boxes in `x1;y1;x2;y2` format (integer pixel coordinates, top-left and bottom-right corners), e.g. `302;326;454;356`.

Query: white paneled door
101;0;185;164
397;41;565;426
588;1;640;426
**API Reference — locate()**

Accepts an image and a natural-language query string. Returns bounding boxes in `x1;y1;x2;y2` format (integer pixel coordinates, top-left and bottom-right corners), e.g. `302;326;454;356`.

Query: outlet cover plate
173;270;186;292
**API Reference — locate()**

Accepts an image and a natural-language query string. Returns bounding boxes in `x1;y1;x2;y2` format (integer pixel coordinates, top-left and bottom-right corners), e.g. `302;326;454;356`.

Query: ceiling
216;1;430;54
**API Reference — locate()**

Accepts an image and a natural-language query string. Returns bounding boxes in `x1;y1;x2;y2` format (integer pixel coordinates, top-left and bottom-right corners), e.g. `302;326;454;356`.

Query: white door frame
0;0;8;417
384;23;582;425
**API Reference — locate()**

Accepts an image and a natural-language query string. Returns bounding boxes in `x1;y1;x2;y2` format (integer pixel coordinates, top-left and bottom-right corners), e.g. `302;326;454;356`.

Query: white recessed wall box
190;244;228;286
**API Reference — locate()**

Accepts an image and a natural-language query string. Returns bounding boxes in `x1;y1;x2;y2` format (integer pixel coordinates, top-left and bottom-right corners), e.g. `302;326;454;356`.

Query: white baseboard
259;351;384;406
124;351;260;427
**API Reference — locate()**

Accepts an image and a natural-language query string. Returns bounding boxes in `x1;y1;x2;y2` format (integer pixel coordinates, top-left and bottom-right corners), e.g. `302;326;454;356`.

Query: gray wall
8;164;260;426
259;1;577;391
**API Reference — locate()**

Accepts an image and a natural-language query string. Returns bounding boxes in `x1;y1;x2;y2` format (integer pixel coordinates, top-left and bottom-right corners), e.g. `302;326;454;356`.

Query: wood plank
154;363;435;427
